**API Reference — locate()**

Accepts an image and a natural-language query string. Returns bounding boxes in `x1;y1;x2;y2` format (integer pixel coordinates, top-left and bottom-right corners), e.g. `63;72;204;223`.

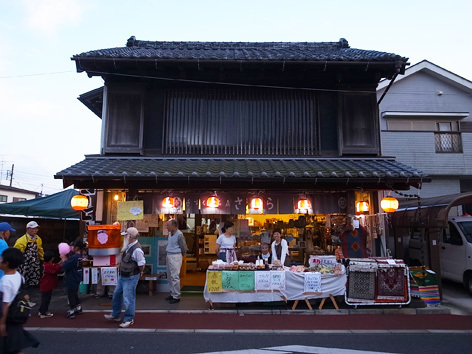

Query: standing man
165;219;187;304
0;222;15;279
13;221;44;287
104;227;145;328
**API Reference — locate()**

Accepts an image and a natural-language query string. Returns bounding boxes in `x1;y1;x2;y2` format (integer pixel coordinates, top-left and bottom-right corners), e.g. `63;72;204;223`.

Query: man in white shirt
165;219;188;304
104;227;145;328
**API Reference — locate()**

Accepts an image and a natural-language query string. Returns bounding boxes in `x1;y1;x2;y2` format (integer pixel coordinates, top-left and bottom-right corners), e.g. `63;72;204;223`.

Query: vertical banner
83;268;90;284
304;272;322;293
91;268;98;284
207;271;222;292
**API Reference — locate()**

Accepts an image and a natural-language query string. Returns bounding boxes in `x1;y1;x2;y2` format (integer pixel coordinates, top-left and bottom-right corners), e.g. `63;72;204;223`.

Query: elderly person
0;222;15;279
165;219;188;304
104;227;145;328
13;221;44;287
271;228;291;267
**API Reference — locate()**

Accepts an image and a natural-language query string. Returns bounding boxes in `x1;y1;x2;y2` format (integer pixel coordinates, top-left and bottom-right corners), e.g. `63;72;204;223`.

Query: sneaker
66;311;76;319
119;320;134;328
38;312;54;319
165;295;173;301
169;298;180;304
74;306;83;314
104;314;121;322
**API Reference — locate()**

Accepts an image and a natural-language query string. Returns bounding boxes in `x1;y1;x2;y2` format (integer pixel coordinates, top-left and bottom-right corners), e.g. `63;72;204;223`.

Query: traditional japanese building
55;37;428;273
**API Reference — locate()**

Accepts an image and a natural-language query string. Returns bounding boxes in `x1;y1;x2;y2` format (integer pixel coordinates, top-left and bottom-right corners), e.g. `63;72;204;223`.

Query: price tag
222;271;238;291
255;271;271;291
238;271;255;291
304;272;322;293
207;271;222;292
270;271;286;291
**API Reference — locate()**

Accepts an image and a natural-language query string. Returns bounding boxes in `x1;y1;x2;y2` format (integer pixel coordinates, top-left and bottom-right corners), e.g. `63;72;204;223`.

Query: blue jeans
111;273;140;321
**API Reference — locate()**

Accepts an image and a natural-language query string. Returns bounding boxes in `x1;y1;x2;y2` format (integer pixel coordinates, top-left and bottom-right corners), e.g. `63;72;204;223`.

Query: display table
203;269;346;309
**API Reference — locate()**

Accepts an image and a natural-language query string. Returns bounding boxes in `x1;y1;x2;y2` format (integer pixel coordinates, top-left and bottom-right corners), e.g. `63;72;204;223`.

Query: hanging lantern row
70;194;89;211
381;196;399;213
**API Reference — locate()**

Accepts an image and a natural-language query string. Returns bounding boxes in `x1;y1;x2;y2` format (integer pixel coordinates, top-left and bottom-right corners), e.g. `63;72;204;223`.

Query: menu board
222;271;239;291
255;271;271;291
304;272;322;293
207;271;222;292
238;271;255;291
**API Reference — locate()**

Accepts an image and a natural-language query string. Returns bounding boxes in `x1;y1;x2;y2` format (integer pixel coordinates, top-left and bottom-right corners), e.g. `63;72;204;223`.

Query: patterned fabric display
342;226;367;258
348;271;375;300
376;267;405;300
18;242;42;287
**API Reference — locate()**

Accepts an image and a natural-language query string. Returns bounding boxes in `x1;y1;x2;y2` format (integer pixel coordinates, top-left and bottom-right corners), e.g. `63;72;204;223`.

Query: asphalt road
21;332;472;354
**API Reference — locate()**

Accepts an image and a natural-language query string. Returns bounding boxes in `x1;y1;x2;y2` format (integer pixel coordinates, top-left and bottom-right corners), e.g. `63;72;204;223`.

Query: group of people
216;222;291;267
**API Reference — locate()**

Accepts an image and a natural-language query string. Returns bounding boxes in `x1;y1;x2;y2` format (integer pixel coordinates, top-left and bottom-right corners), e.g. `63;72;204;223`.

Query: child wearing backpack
60;240;86;319
38;250;62;318
0;247;40;352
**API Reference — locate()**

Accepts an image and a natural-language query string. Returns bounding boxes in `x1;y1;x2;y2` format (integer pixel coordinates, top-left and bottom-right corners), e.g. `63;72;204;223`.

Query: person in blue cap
0;222;15;279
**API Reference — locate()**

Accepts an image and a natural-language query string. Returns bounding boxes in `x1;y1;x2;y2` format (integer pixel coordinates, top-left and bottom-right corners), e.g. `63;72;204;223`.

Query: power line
0;71;75;79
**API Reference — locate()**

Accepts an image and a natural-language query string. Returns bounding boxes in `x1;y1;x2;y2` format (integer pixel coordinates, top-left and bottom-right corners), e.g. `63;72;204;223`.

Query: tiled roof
72;37;408;63
55;156;426;181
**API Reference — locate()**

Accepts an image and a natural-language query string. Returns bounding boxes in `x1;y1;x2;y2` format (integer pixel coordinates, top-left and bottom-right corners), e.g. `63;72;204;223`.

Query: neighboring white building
0;184;39;203
378;60;472;203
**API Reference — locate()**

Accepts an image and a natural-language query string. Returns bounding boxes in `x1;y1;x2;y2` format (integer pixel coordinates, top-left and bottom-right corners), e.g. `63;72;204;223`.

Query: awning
0;189;80;219
55;156;429;190
392;192;472;228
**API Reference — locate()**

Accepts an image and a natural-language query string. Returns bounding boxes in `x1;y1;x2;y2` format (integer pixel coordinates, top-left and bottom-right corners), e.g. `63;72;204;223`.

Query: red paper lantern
71;194;88;211
356;200;369;213
207;196;220;208
381;196;399;213
251;197;263;210
297;198;311;211
162;197;175;208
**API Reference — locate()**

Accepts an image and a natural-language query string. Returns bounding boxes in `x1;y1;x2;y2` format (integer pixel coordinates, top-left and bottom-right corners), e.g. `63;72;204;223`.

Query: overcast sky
1;0;471;195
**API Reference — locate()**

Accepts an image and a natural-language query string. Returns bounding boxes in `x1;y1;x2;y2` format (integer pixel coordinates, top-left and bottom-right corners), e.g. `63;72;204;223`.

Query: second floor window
434;122;462;153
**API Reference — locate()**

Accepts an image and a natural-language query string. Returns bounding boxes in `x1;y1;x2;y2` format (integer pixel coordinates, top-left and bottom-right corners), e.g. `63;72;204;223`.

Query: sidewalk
22;283;472;332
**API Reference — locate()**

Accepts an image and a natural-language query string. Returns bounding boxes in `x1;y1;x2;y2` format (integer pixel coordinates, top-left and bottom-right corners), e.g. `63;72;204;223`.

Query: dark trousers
39;290;53;315
66;287;80;310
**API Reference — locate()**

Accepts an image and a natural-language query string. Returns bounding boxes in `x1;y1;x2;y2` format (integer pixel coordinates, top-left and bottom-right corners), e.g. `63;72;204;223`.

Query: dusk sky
1;0;471;195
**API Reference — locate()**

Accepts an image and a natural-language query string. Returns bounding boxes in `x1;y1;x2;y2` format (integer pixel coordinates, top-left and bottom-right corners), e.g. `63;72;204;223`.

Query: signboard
117;201;144;220
254;271;271;291
207;271;222;292
270;271;286;291
101;267;118;286
222;271;239;291
83;268;90;284
238;271;255;291
91;268;98;284
304;272;322;293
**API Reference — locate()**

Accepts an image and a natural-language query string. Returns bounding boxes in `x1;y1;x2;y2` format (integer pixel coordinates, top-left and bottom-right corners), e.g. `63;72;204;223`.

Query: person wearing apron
13;221;44;287
215;221;237;263
271;228;291;267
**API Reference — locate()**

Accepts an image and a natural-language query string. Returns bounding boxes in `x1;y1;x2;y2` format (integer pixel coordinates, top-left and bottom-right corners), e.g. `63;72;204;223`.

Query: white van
441;216;472;296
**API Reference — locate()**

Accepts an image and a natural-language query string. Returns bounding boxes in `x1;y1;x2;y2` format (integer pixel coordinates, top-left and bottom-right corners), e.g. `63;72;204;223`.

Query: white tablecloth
203;270;347;303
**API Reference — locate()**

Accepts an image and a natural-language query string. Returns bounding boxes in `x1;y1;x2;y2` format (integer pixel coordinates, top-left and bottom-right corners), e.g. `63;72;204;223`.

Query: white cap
121;227;139;237
26;221;39;229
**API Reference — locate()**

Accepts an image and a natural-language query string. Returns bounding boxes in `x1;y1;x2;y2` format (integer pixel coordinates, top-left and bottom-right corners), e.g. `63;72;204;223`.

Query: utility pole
9;164;14;187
